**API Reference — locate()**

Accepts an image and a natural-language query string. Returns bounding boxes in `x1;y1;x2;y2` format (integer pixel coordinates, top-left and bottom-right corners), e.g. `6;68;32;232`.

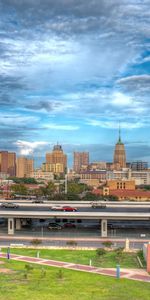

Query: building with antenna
43;144;67;175
113;126;126;170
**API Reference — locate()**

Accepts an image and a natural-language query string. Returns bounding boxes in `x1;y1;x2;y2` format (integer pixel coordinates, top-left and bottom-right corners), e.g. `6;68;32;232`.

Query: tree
102;241;113;248
82;192;101;201
67;181;89;194
96;248;106;256
115;247;124;263
30;239;42;247
66;240;77;247
11;184;28;195
8;177;38;184
104;195;119;201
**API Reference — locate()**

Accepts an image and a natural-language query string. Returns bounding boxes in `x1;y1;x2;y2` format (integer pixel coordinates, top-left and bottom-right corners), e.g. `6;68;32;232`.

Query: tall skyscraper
16;157;34;178
45;144;67;174
0;151;16;176
73;152;89;173
113;127;126;169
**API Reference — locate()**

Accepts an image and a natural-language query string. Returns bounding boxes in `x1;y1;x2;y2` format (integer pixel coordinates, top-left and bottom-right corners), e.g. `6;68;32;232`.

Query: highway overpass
1;209;150;237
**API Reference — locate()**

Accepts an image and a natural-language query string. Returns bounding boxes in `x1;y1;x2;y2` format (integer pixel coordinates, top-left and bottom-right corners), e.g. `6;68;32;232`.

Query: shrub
25;263;34;272
66;240;77;247
96;248;106;256
56;269;64;279
102;241;113;248
30;239;42;247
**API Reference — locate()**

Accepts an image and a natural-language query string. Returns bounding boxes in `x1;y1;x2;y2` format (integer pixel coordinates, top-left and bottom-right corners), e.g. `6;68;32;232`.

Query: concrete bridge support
101;219;107;237
8;218;15;235
15;218;21;230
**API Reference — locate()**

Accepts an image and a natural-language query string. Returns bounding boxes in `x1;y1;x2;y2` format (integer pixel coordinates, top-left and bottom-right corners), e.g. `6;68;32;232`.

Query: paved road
1;205;150;213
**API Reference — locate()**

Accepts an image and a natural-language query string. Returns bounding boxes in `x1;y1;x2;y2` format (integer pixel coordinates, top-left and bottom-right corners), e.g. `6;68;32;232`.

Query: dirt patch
0;268;15;274
0;261;4;265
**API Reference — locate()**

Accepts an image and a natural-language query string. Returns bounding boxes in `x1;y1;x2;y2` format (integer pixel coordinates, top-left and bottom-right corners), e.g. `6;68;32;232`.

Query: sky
0;0;150;167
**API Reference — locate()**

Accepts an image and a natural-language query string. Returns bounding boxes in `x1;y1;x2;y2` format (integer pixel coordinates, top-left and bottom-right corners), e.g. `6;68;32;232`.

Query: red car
63;222;76;228
62;206;77;212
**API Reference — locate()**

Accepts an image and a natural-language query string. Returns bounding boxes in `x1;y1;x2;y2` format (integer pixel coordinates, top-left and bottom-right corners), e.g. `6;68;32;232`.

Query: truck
91;202;106;209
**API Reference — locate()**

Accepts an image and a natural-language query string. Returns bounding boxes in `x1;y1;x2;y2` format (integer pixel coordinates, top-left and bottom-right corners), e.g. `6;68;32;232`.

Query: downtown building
43;144;67;175
0;151;16;177
16;157;34;178
113;129;126;170
73;152;89;173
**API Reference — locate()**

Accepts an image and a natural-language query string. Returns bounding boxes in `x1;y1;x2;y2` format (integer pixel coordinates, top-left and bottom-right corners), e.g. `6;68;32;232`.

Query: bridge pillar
101;219;107;237
15;218;21;230
8;218;15;235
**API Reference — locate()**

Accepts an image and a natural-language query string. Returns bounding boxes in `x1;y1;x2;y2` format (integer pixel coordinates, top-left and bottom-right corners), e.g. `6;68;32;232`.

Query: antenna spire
118;122;121;143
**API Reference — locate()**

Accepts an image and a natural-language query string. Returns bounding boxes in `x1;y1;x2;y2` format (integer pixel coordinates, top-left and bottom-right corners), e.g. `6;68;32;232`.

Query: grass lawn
0;258;150;300
1;248;145;268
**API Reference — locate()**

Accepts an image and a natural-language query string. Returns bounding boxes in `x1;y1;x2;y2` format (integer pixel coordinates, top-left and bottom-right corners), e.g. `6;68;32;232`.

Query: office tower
73;152;89;173
7;152;16;176
16;157;34;178
131;161;148;171
113;127;126;169
0;151;16;176
45;144;67;174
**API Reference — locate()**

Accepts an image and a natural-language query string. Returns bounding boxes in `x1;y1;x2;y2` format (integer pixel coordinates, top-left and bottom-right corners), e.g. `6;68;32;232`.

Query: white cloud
44;123;79;130
0;114;39;125
87;120;145;129
15;140;49;155
111;92;133;106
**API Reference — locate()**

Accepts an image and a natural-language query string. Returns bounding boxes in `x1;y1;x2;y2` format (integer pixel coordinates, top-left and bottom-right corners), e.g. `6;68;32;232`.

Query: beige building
45;144;67;174
73;152;89;173
107;179;135;190
0;151;16;176
42;163;64;174
113;129;126;169
31;169;54;181
16;157;34;178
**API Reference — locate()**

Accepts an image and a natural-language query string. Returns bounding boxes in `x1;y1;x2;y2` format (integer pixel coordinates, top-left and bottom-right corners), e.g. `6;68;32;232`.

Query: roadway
0;205;150;213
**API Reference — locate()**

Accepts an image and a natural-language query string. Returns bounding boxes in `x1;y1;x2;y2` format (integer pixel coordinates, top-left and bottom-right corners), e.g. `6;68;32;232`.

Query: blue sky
0;0;150;166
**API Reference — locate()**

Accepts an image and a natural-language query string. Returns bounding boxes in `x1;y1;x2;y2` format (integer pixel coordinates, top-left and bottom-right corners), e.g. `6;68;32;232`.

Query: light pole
65;174;67;194
41;226;44;238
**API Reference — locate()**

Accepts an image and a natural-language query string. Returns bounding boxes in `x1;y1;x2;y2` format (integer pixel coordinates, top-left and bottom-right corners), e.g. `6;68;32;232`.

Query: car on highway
50;205;64;211
0;202;19;209
47;223;62;230
32;199;44;203
62;206;77;212
91;202;106;209
63;222;76;228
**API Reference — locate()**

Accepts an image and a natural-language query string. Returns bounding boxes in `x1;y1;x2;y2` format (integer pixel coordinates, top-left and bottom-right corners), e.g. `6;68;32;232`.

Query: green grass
1;248;145;268
0;258;150;300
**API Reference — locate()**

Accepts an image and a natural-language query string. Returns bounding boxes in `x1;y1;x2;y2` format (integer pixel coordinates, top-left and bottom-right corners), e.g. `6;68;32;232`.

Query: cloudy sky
0;0;150;166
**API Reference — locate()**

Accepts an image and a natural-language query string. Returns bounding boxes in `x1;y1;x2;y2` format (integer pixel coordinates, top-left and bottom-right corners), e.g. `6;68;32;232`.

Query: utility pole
65;173;67;194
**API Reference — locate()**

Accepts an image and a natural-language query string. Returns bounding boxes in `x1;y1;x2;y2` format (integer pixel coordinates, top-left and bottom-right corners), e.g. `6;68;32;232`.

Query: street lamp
65;174;67;194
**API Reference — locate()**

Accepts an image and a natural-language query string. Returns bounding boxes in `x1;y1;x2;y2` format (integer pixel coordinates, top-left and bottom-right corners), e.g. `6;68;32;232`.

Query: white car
50;205;63;211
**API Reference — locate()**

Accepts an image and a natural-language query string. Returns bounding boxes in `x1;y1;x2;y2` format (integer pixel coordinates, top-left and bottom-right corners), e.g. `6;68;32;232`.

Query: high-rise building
131;161;148;171
0;151;16;176
7;152;16;176
73;152;89;173
16;157;34;178
45;144;67;174
113;127;126;169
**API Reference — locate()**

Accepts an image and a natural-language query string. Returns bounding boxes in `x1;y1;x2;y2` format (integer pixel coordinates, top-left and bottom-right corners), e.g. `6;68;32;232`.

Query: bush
96;248;106;256
30;239;42;247
66;240;77;247
56;269;64;279
102;241;113;248
25;263;34;272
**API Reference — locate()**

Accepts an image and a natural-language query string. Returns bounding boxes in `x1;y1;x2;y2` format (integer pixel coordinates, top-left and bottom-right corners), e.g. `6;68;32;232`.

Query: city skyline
0;1;150;164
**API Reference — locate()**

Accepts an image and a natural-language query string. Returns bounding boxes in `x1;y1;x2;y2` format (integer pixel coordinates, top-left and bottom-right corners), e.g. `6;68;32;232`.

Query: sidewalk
0;253;150;283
